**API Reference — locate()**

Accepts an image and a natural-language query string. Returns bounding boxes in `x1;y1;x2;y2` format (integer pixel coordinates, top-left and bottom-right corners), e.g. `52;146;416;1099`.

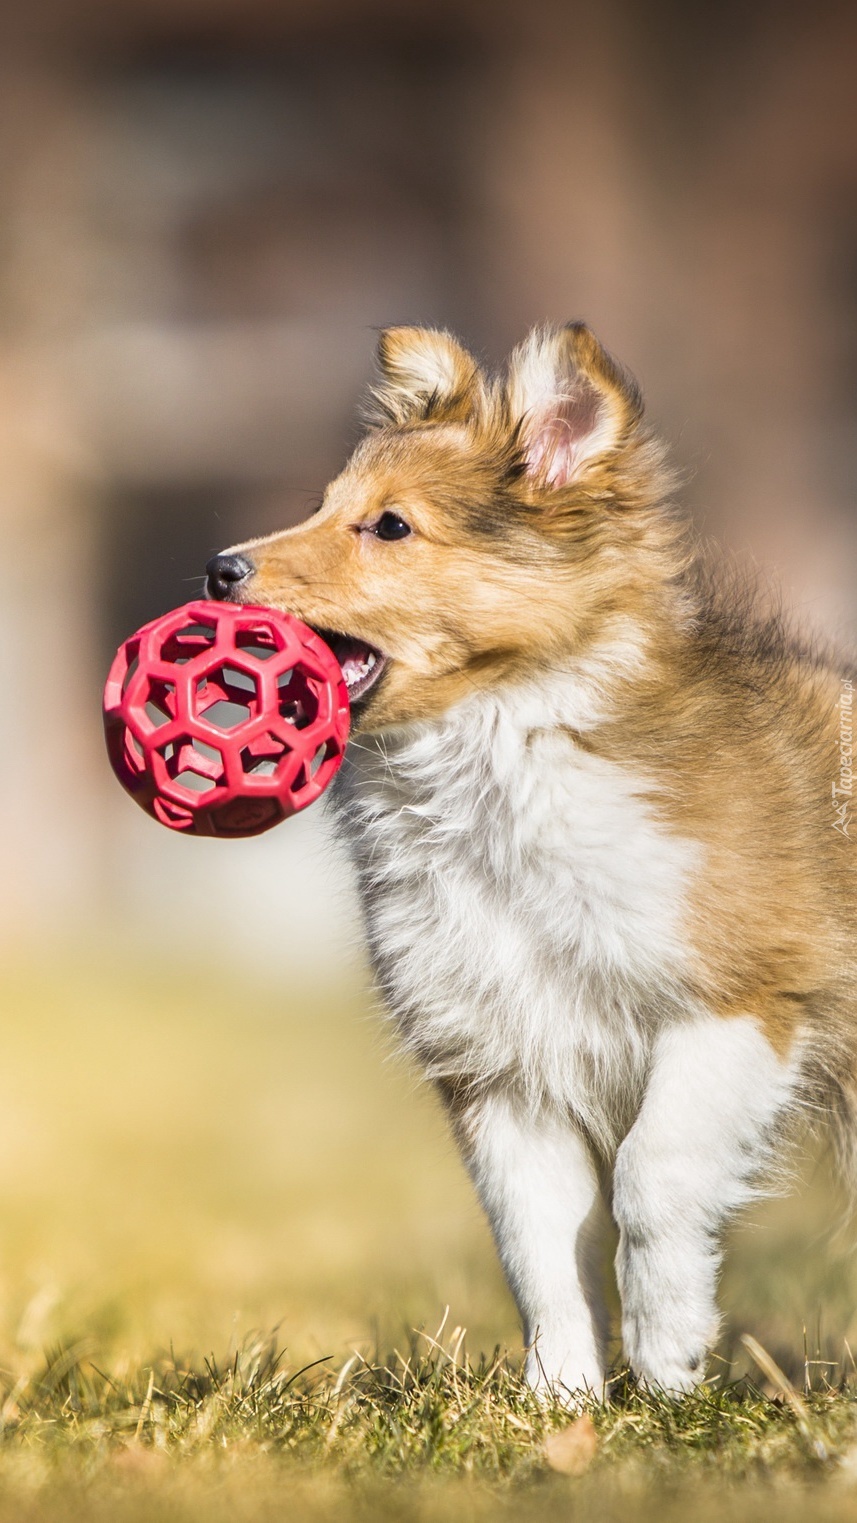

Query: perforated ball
103;600;350;837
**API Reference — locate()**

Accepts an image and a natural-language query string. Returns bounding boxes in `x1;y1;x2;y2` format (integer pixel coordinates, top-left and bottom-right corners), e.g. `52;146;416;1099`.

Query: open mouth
318;631;388;703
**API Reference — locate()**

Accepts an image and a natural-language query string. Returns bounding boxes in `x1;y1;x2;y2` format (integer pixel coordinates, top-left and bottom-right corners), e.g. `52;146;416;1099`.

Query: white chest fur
334;680;701;1155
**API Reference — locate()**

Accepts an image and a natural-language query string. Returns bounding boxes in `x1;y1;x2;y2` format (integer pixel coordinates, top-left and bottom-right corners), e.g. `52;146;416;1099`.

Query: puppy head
214;323;677;733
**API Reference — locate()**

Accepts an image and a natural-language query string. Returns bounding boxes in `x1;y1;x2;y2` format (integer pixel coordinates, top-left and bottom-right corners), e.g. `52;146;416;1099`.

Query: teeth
343;651;378;689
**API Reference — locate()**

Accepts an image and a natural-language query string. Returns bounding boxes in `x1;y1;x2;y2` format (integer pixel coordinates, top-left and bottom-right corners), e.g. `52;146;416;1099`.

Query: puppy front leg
613;1015;797;1394
446;1088;607;1400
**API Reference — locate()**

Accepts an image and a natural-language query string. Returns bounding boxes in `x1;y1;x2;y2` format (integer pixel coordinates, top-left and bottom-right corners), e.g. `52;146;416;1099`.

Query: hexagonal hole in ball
143;677;176;729
235;625;280;660
196;664;258;729
200;699;251;730
239;731;289;778
157;736;224;797
291;740;332;792
160;618;218;665
277;666;319;729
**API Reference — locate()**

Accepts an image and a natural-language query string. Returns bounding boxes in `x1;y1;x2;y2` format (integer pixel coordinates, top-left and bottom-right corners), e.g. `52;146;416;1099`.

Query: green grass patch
2;942;857;1519
3;1329;857;1522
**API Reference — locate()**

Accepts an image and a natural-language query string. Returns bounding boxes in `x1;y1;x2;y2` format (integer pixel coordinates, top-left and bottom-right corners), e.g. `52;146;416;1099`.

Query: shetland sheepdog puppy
206;323;856;1399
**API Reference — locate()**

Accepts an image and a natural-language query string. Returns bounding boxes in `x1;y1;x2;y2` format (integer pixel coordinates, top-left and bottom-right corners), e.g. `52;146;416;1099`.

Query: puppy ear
369;327;482;425
507;323;643;489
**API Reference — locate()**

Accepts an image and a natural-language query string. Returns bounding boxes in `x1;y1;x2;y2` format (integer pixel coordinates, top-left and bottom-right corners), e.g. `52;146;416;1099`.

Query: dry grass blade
741;1333;828;1461
134;1368;155;1440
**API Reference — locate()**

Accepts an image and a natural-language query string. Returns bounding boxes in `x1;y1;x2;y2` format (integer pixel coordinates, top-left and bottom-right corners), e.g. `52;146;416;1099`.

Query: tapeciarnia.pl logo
833;678;853;836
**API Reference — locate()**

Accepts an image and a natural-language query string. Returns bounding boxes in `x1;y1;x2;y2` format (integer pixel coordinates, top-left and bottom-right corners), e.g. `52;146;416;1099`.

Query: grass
5;1330;857;1521
3;940;857;1518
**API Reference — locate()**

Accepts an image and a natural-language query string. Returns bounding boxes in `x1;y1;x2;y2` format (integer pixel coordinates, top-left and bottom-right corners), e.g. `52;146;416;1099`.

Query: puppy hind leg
612;1015;798;1394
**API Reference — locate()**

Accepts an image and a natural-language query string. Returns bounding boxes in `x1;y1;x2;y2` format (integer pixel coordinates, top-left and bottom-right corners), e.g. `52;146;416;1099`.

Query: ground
2;945;857;1520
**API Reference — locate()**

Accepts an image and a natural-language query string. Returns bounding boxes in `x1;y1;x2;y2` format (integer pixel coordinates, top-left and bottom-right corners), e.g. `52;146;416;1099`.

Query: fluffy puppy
207;324;856;1397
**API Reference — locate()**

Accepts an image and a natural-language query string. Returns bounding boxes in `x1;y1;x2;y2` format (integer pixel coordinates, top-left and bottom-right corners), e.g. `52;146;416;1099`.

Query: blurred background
0;0;856;1381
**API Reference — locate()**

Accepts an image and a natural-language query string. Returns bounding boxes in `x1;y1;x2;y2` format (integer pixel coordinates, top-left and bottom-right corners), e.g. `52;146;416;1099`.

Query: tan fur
223;324;857;1132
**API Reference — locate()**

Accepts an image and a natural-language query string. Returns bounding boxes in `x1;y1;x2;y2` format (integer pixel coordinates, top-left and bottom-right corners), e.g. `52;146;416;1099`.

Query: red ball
103;600;349;837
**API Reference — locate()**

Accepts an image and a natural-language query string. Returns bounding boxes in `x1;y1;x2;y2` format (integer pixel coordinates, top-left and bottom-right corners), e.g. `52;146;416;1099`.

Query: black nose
206;552;254;601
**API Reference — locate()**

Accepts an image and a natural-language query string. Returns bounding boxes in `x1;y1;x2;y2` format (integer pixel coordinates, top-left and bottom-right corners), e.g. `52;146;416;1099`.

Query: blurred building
1;0;856;955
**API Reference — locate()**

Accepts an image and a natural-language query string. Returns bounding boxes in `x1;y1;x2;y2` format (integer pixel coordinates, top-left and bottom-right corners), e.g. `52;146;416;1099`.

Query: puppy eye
372;511;412;541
